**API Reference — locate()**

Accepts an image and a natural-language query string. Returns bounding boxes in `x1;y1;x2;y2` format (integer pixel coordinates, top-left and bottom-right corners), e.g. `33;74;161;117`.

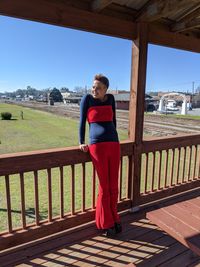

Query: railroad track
5;101;200;135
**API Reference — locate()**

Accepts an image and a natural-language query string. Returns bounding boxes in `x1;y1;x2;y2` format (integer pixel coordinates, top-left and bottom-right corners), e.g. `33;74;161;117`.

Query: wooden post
129;23;148;208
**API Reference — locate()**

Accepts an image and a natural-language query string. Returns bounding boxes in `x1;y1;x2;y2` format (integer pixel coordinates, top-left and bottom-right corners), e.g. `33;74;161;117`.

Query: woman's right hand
79;144;89;153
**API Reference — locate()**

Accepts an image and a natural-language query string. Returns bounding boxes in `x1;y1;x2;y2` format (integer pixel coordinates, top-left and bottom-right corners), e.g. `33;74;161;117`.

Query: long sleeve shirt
79;93;119;145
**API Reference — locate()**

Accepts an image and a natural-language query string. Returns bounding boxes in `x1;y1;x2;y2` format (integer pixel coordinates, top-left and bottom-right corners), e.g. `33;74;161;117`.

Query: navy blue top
79;94;119;145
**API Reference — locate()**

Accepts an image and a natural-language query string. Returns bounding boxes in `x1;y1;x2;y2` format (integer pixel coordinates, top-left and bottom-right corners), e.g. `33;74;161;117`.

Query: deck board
1;191;200;266
147;189;200;257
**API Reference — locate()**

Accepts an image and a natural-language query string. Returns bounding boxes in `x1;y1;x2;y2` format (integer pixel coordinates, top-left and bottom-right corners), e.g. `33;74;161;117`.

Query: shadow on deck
1;190;200;267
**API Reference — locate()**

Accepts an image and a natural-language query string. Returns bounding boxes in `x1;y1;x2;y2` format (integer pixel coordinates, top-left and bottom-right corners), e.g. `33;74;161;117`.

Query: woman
79;74;122;237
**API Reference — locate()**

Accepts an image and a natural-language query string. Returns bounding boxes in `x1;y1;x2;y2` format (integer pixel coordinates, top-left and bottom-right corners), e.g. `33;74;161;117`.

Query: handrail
142;133;200;153
0;140;134;176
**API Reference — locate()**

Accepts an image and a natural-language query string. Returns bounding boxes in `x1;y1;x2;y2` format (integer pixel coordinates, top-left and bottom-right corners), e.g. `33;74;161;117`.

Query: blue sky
0;15;200;93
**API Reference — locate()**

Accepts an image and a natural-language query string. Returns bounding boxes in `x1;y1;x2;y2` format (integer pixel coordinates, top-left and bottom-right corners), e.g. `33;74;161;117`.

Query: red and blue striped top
79;94;119;144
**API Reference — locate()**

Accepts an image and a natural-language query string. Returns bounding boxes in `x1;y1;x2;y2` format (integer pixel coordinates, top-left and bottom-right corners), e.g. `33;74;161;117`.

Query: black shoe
115;222;122;234
104;226;117;237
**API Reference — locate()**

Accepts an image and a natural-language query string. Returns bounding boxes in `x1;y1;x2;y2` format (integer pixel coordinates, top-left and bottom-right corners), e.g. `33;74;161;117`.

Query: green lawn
0;103;128;154
0;103;128;232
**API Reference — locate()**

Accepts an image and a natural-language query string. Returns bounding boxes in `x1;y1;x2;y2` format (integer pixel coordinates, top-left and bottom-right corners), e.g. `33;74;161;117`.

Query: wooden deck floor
1;192;200;267
147;189;200;256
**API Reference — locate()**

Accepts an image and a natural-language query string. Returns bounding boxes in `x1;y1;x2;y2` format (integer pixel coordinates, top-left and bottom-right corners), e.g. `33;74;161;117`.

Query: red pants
89;142;120;229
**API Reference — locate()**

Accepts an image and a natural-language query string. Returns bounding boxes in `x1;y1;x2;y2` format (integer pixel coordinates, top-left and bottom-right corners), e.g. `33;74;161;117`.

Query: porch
1;1;200;266
0;189;200;267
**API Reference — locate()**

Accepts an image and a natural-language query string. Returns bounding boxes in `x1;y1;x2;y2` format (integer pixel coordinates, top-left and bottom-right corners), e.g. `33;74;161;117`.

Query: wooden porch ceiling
1;0;200;52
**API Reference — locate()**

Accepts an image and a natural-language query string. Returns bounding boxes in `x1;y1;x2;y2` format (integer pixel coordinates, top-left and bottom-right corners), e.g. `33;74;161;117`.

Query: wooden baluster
47;169;52;222
164;150;169;188
20;172;26;229
71;165;75;215
170;149;174;186
182;147;186;183
193;145;198;180
151;152;155;191
118;157;123;201
59;166;64;218
198;145;200;178
176;148;181;184
5;175;12;233
188;146;192;181
144;153;148;193
127;155;133;199
82;163;86;212
158;151;162;190
92;165;96;209
34;171;40;225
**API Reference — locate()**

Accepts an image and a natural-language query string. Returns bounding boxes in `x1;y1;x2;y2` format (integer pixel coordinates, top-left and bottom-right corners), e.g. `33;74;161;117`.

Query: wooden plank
0;199;131;251
163;203;200;231
47;169;52;222
71;165;75;215
147;207;200;256
126;155;133;199
151;152;156;191
5;175;12;233
119;157;123;201
91;0;113;12
182;147;187;183
139;180;200;205
33;171;40;226
164;150;169;188
171;4;200;32
142;134;200;153
158;151;162;189
177;200;200;220
170;149;175;186
129;23;148;207
20;172;26;229
159;249;200;267
0;0;137;40
193;145;198;180
82;163;86;212
136;0;197;22
129;23;148;144
173;3;200;22
59;166;64;218
176;148;181;184
144;153;149;193
0;141;133;176
171;18;200;32
148;24;200;54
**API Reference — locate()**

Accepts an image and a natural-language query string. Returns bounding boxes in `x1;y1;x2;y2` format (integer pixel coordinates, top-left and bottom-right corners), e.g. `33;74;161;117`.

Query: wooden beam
0;0;137;40
148;24;200;53
171;5;200;32
91;0;113;12
136;0;198;22
129;23;148;206
171;18;200;32
129;23;148;143
174;3;200;22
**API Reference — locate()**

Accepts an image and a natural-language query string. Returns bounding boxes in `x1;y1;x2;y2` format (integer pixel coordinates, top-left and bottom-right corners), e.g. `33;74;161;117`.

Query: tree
49;88;63;102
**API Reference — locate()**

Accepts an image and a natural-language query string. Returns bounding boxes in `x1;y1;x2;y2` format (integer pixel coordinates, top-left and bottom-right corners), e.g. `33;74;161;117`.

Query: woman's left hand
79;144;89;153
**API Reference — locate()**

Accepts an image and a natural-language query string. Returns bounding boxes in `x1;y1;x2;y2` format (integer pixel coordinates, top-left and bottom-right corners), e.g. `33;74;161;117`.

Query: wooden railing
0;134;200;250
0;140;133;250
139;134;200;205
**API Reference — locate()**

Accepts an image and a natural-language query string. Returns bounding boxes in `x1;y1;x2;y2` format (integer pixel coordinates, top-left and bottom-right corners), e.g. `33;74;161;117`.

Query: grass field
0;103;128;232
0;103;128;154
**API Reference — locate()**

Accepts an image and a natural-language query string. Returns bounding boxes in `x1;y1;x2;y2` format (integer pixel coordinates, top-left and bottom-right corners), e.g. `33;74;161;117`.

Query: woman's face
92;80;107;100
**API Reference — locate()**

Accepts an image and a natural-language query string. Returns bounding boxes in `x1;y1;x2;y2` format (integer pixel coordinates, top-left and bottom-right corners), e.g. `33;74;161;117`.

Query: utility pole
192;81;195;95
